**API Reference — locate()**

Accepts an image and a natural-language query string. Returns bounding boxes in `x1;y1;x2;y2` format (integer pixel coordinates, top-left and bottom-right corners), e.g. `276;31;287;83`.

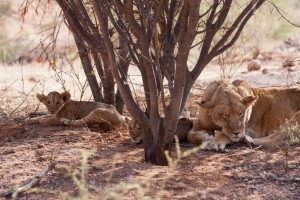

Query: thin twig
268;0;300;28
9;82;39;115
2;162;56;199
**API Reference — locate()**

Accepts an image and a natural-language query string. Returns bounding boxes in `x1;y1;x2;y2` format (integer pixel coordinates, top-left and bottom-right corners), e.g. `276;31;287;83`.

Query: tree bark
101;55;115;104
115;19;130;113
74;37;103;102
52;0;267;166
143;117;172;166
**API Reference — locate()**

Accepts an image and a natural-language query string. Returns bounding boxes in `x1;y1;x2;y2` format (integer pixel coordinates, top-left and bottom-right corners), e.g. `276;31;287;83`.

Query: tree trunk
115;23;129;113
74;38;103;102
115;89;124;114
143;118;172;166
101;56;115;104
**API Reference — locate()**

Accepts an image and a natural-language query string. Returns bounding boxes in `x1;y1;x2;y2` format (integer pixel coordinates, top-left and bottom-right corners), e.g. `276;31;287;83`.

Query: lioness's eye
239;112;243;116
56;102;60;105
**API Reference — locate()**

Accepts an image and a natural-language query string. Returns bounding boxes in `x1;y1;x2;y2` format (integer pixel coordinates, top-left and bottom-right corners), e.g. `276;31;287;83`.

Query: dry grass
0;2;300;199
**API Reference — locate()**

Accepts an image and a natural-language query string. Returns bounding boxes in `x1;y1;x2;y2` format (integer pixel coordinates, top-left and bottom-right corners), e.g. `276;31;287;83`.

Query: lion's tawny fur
188;79;300;150
128;117;193;144
26;91;126;130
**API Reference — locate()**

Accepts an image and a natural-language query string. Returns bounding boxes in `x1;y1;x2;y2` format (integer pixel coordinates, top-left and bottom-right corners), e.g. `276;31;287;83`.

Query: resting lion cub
26;91;126;130
128;117;193;144
187;79;300;151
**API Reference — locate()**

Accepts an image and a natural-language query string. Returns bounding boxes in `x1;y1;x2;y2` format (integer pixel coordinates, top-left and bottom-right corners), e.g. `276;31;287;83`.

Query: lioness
187;79;300;151
26;91;126;130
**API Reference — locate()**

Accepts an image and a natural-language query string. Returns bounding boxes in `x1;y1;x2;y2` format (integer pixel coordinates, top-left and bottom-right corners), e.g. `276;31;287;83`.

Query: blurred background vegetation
0;0;299;64
245;0;300;48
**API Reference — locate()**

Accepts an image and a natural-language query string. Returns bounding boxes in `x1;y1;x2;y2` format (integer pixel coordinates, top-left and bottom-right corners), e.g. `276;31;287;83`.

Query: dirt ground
1;1;300;199
1;32;300;200
0;116;299;200
1;72;300;200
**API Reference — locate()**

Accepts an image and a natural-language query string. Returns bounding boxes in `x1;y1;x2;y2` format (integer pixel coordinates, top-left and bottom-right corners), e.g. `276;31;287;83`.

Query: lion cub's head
199;83;257;142
36;91;71;114
128;117;193;144
128;118;143;144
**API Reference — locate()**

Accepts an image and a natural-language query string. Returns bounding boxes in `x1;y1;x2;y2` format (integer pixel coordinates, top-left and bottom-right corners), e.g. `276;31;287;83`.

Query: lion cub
26;91;126;130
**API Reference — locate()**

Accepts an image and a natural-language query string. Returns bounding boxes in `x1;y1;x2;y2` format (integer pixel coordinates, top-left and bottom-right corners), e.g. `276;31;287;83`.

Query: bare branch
168;1;200;134
123;0;145;39
56;0;100;49
195;0;220;65
2;163;56;198
268;0;300;28
92;0;149;126
74;36;103;101
211;0;265;56
215;0;265;55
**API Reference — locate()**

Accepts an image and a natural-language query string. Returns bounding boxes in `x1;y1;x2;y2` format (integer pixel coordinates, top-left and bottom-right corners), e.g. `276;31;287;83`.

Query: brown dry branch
95;0;266;165
7;59;41;116
9;82;39;116
51;53;89;101
29;0;266;165
19;1;65;67
268;0;300;28
2;162;56;199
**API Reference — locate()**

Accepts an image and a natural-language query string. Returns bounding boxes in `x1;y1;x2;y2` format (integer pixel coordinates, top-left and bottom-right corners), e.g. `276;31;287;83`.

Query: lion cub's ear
197;100;214;109
242;96;257;106
60;91;71;102
36;93;47;103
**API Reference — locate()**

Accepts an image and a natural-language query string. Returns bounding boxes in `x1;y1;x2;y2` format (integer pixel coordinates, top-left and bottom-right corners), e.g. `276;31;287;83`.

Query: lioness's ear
232;80;249;88
60;91;71;102
242;96;257;106
36;93;46;103
197;100;214;109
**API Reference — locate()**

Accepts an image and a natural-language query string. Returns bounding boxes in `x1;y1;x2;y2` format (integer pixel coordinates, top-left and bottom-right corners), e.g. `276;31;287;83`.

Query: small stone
282;59;295;68
36;150;44;156
247;59;261;71
92;166;104;171
38;156;47;162
2;148;15;155
262;68;268;74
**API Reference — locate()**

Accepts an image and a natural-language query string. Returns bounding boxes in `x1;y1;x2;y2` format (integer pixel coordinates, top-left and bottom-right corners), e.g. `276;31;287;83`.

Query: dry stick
2;162;56;199
9;82;39;115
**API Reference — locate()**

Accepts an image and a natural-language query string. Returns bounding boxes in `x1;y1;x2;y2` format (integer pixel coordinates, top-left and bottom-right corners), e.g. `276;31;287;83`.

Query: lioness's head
199;85;257;142
37;91;71;114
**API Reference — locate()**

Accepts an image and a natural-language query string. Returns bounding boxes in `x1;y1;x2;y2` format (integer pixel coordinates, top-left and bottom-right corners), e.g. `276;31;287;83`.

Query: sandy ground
0;116;299;199
1;41;300;199
0;1;300;198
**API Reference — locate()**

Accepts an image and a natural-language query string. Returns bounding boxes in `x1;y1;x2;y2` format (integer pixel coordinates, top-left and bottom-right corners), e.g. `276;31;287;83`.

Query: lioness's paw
201;139;226;152
60;118;70;125
25;118;38;124
244;135;254;144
